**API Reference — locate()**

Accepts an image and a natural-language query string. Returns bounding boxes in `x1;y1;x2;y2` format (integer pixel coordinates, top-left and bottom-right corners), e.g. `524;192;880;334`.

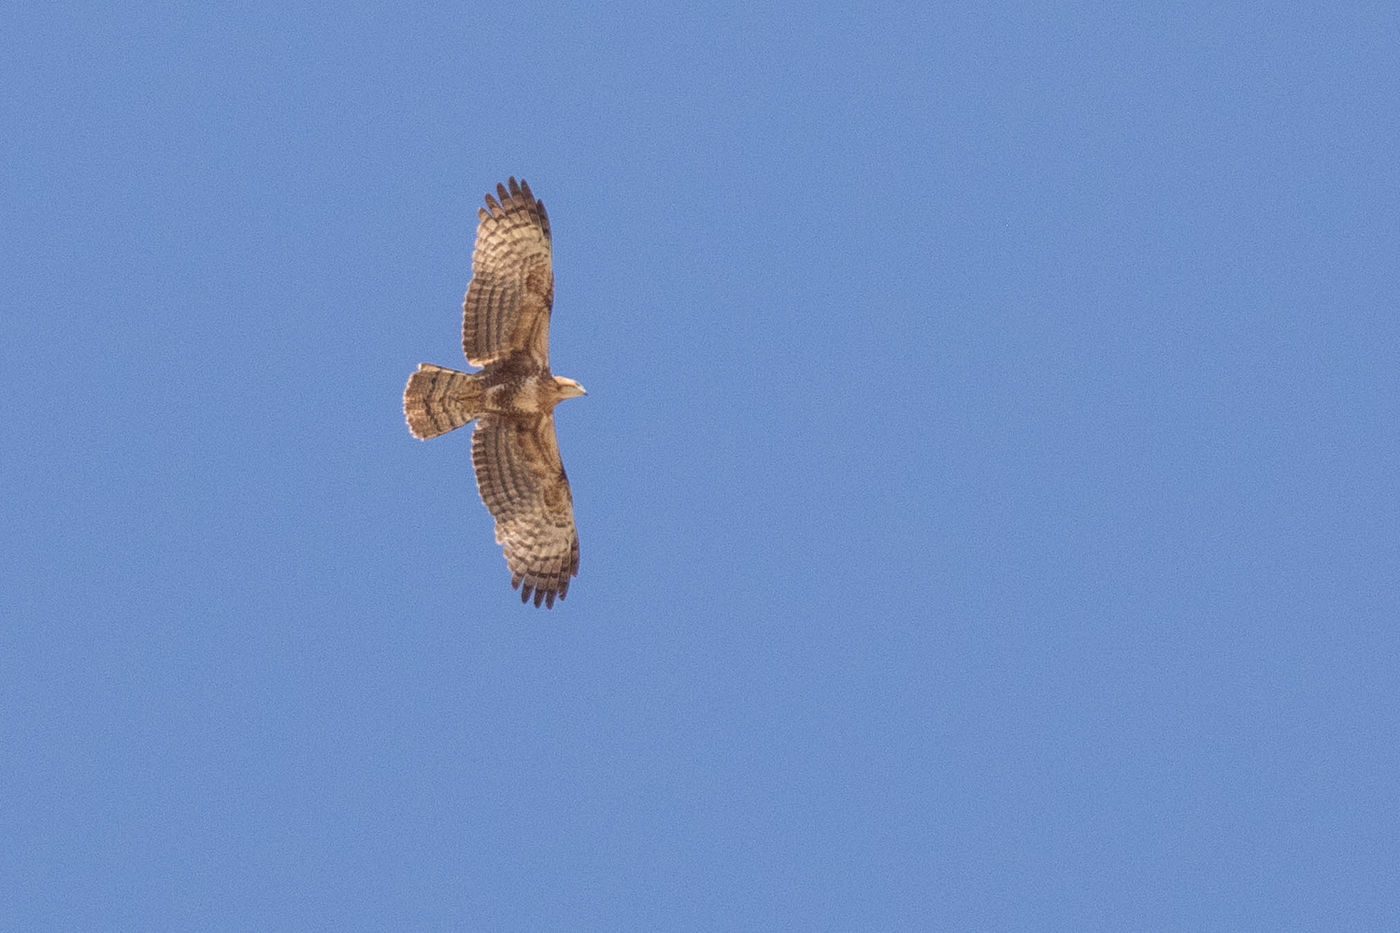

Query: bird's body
479;366;584;417
403;178;584;608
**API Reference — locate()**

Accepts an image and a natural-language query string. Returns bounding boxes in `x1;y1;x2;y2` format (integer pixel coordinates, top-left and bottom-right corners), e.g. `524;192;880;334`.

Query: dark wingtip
512;571;568;609
513;582;564;609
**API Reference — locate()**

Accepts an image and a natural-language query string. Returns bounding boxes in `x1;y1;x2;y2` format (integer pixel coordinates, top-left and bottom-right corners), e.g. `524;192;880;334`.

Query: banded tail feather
403;363;482;439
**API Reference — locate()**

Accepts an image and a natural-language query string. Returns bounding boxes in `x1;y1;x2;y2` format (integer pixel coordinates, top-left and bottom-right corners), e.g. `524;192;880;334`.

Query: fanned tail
404;363;482;439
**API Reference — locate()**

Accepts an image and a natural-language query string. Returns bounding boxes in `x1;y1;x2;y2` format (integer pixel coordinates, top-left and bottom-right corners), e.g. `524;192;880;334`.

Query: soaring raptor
403;177;584;608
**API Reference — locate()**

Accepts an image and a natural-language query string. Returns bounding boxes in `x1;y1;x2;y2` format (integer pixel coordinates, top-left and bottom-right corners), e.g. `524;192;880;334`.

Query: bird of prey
403;177;584;608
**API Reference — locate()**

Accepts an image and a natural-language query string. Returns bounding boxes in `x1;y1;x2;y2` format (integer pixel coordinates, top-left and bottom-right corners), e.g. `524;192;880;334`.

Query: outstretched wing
462;177;554;369
471;414;580;608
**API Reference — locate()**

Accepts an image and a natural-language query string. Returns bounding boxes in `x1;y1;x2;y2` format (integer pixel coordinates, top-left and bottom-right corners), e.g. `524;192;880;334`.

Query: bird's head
554;376;587;400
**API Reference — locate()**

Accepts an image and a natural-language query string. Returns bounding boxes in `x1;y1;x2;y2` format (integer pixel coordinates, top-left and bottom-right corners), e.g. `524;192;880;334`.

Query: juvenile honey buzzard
403;177;584;608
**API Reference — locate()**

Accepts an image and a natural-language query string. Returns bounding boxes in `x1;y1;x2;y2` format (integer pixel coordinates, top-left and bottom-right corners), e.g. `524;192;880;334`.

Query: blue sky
4;2;1398;928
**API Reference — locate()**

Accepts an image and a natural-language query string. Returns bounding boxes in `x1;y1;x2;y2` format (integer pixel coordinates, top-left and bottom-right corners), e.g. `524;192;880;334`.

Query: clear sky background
4;2;1397;929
